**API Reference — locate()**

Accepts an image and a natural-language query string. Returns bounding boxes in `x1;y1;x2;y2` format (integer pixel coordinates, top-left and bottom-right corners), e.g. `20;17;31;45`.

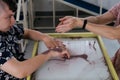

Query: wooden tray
27;32;119;80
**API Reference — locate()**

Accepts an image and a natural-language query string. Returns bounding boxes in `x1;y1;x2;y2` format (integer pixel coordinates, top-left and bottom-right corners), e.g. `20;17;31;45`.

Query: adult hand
56;16;80;33
51;48;70;59
43;47;70;59
42;34;65;49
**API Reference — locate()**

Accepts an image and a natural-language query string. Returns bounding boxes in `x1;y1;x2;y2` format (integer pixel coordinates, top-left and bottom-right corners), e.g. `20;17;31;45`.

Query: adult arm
23;29;63;49
56;12;120;39
1;49;70;79
82;11;115;24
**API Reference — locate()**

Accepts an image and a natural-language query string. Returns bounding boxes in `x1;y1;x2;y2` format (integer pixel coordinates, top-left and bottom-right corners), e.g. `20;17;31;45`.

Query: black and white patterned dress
0;25;26;80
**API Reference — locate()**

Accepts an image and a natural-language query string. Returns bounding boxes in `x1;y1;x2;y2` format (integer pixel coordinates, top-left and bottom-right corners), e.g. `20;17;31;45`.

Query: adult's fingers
59;16;72;21
55;25;66;33
55;39;64;47
57;21;63;26
47;39;63;49
61;50;71;59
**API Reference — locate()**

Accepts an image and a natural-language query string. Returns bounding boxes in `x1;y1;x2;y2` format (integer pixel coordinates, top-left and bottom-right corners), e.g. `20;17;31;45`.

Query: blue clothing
0;25;26;80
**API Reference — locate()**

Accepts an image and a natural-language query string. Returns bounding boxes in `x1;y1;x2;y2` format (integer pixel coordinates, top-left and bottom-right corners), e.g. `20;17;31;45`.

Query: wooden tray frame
27;32;119;80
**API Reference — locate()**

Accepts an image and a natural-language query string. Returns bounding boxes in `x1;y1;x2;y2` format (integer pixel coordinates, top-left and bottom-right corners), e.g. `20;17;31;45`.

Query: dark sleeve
14;25;24;39
0;51;14;66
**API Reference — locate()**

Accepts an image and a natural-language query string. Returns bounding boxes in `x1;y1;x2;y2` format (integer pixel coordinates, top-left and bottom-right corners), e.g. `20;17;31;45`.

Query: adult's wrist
38;32;46;41
41;33;50;42
75;18;83;28
42;50;53;59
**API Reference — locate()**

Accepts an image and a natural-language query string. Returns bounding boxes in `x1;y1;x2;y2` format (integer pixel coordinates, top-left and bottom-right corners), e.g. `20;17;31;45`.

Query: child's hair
2;0;17;12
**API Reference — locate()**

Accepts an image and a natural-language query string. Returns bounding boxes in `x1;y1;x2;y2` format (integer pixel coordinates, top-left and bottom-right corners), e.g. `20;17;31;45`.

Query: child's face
0;2;15;32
